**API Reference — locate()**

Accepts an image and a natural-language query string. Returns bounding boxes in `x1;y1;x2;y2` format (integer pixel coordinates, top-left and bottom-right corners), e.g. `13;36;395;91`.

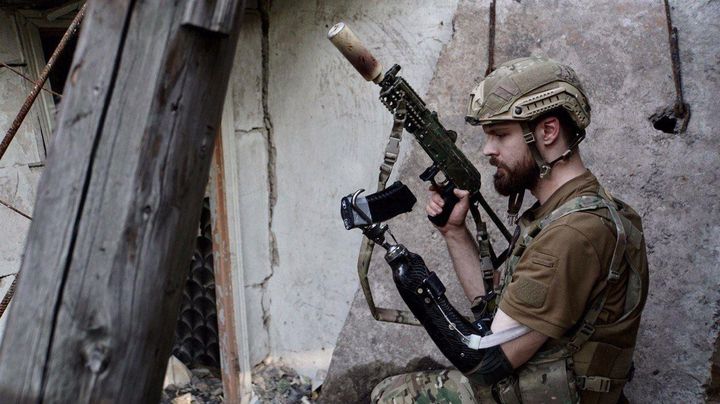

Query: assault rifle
329;22;511;325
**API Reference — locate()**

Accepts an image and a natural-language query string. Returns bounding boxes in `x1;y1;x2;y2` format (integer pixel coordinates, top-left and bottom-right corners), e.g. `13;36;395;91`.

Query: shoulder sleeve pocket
529;250;557;268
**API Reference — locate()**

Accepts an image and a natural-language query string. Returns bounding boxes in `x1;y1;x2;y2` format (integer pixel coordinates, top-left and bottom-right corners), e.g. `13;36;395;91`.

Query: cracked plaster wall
225;0;460;383
228;8;272;367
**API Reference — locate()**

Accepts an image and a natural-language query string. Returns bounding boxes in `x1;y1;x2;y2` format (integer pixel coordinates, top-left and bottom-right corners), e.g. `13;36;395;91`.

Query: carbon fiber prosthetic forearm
385;245;514;385
386;245;489;372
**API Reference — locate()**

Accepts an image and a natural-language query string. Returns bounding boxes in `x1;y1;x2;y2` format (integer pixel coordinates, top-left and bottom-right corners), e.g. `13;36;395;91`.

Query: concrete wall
227;7;271;368
266;0;460;383
226;0;460;384
0;10;45;340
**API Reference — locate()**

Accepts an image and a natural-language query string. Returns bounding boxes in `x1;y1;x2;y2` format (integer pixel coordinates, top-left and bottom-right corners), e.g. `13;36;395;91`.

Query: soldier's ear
537;116;561;146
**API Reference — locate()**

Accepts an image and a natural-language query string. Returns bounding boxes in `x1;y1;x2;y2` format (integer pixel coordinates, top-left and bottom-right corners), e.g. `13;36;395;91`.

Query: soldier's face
481;122;539;196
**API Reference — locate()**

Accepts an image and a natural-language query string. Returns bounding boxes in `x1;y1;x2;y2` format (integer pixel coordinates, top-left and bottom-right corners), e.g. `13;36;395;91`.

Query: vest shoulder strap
509;193;632;353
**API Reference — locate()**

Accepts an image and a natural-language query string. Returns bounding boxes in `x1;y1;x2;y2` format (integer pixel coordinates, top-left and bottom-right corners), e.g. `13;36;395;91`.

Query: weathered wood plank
0;0;245;402
210;93;253;404
211;128;241;404
0;1;134;400
183;0;242;35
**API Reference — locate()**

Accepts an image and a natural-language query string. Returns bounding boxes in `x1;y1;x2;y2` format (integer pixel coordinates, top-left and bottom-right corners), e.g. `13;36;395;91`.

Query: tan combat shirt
498;170;649;403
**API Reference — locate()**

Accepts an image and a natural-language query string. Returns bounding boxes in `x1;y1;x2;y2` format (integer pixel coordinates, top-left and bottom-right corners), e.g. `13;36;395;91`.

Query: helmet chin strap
507;122;586;223
519;122;586;179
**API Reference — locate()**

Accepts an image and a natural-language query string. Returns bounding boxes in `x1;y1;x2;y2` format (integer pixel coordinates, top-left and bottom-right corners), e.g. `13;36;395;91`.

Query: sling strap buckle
567;322;595;353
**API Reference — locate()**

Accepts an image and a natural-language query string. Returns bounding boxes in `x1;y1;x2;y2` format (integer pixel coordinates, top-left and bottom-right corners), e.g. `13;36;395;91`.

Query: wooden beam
182;0;241;35
0;0;245;402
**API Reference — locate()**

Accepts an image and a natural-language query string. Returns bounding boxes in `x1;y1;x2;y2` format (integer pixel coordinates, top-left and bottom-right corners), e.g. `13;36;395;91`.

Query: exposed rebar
0;195;31;320
0;197;32;220
485;0;496;77
0;5;84;320
662;0;690;133
0;278;17;319
0;3;85;162
0;62;63;98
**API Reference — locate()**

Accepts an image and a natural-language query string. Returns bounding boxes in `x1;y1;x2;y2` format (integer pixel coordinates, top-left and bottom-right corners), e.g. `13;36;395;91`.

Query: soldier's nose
482;140;497;157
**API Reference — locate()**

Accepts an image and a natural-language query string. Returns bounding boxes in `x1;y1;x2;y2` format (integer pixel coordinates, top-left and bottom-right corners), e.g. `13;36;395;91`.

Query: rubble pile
160;358;318;403
161;367;224;404
251;362;317;403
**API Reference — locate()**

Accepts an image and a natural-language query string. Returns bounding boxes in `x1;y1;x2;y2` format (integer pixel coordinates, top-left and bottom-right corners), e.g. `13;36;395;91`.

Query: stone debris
251;362;317;403
164;355;193;390
171;393;195;404
160;362;319;403
161;367;224;404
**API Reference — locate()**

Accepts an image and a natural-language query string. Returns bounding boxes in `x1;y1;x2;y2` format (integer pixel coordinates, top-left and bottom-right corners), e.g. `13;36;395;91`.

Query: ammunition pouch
494;346;579;404
491;332;635;404
571;341;635;403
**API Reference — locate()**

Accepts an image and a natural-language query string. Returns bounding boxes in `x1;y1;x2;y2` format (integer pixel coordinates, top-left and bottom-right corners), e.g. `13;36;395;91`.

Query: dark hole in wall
649;104;690;134
37;27;78;104
651;113;678;134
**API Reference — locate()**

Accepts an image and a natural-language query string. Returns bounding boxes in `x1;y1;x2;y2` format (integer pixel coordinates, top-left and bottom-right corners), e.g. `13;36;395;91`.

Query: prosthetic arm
342;186;529;385
385;238;526;385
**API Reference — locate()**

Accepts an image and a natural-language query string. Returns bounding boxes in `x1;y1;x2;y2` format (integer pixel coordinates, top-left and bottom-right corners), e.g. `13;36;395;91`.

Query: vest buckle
576;376;612;393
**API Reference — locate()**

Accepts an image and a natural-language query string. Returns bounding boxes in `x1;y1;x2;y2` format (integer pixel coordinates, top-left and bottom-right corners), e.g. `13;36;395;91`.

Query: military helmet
465;56;591;132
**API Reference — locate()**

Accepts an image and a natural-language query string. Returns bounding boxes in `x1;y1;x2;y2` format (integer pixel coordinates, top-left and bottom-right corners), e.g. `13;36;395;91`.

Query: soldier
371;56;649;403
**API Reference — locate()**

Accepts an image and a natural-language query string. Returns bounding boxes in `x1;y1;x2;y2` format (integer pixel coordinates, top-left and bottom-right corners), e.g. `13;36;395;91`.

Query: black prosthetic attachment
341;181;417;230
467;345;514;387
385;245;490;373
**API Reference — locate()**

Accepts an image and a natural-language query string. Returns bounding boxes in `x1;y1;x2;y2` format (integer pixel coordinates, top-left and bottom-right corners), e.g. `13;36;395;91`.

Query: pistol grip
428;185;459;227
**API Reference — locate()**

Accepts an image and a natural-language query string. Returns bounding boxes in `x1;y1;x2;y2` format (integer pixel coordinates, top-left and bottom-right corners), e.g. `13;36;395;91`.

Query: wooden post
0;0;245;402
209;95;253;403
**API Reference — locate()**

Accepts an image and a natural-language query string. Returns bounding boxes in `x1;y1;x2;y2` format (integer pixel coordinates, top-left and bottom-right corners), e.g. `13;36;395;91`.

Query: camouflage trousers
370;369;494;404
